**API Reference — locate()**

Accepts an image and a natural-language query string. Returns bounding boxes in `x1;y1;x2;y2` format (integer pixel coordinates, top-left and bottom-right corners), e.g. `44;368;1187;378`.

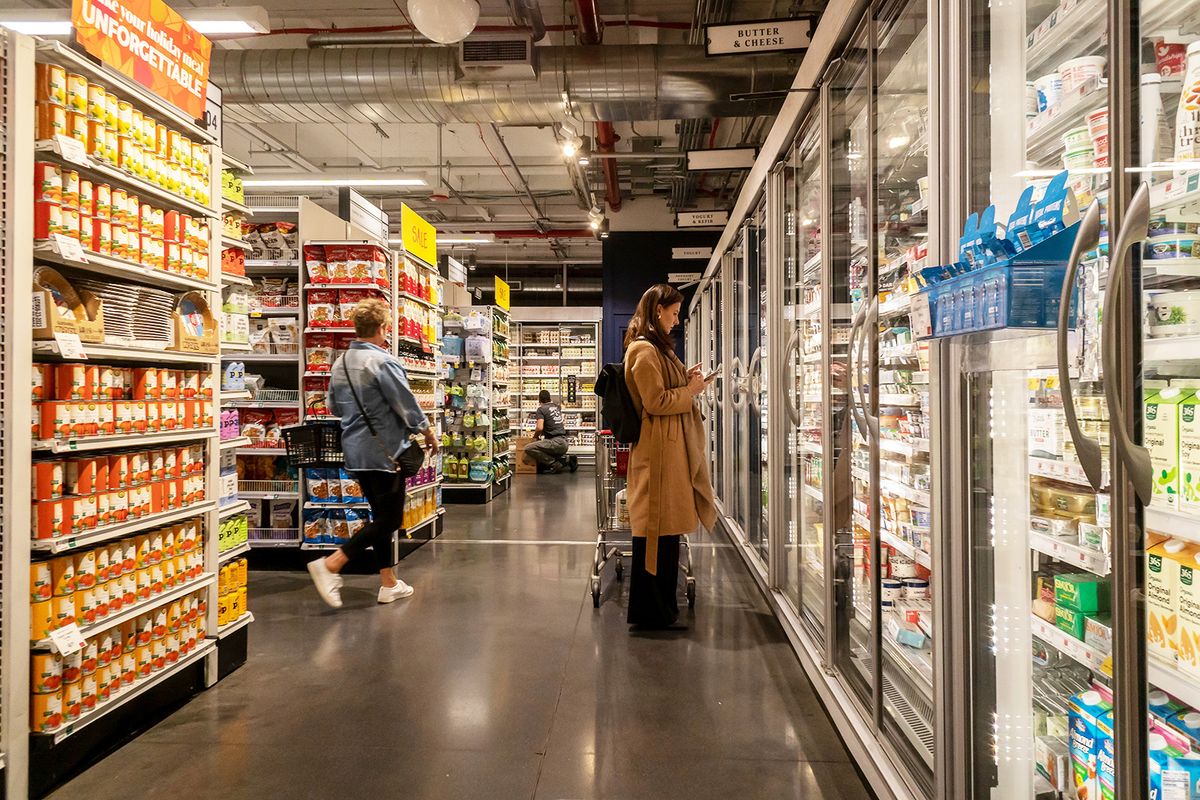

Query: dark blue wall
600;230;722;364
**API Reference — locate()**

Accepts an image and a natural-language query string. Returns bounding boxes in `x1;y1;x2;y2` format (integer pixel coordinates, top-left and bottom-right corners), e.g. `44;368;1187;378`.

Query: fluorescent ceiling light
0;6;270;35
244;177;426;188
183;6;270;34
0;10;70;34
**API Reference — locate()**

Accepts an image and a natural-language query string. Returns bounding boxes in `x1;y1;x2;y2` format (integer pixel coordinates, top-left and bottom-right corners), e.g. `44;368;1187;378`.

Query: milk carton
1146;384;1194;509
1068;690;1112;800
1149;733;1185;800
1181;392;1200;514
1149;539;1193;661
1176;550;1200;679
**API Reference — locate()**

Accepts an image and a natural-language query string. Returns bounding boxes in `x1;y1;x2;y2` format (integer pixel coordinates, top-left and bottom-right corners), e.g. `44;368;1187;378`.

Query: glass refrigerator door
785;123;829;635
829;25;874;706
874;0;935;775
712;271;726;505
965;0;1118;791
1135;0;1200;792
752;202;768;562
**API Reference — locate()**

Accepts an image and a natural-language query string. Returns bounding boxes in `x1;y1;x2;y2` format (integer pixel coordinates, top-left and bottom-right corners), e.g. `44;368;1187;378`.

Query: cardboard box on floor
515;435;538;474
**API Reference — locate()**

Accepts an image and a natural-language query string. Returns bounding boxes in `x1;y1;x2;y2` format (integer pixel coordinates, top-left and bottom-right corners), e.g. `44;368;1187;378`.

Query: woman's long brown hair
624;283;685;354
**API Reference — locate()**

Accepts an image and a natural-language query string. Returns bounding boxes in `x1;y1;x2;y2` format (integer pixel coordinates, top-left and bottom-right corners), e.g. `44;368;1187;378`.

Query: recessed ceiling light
244;177;426;187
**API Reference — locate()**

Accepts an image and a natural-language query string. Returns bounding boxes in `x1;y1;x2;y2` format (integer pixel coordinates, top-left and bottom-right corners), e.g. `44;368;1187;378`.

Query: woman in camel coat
623;284;717;628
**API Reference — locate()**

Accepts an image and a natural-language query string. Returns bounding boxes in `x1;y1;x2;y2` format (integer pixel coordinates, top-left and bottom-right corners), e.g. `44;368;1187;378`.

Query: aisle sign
704;17;814;57
446;256;467;286
671;247;712;260
676;210;729;228
494;276;511;310
400;203;437;266
71;0;213;119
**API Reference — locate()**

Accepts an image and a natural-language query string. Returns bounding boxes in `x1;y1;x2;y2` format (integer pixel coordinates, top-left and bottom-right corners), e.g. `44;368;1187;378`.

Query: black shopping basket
281;422;345;468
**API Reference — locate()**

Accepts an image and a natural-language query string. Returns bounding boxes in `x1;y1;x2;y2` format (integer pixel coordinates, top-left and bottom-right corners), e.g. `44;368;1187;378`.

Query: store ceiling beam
476;123;548;228
211;45;797;125
232;122;323;172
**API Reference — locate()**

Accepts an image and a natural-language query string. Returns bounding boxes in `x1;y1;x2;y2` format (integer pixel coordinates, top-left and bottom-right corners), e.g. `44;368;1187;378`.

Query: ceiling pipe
574;0;622;213
307;30;431;47
476;123;547;227
212;45;796;125
507;0;547;42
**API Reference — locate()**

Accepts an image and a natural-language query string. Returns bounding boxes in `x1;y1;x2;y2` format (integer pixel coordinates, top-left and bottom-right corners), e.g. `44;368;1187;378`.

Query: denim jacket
327;341;429;471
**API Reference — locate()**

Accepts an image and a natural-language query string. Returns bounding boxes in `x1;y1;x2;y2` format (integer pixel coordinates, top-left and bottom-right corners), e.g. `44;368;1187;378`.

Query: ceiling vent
459;33;536;81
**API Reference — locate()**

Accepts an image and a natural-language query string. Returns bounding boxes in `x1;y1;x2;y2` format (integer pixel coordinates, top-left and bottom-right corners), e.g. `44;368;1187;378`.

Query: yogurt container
881;578;903;608
1063;126;1092;151
1145;233;1200;260
1149;290;1200;336
1034;73;1062;113
903;577;930;599
1058;55;1106;92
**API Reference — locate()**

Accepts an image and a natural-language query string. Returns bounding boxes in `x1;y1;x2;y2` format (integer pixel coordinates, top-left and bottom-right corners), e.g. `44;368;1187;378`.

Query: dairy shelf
1145;506;1200;545
1030;614;1108;673
1027;455;1097;488
34;141;218;220
880;477;931;507
33;428;218;454
881;530;932;569
1029;530;1109;575
33;339;219;365
34;641;216;745
33;573;216;650
217;612;255;639
33;241;218;294
1144;335;1200;363
1025;80;1106;164
31;501;216;555
1149;656;1200;710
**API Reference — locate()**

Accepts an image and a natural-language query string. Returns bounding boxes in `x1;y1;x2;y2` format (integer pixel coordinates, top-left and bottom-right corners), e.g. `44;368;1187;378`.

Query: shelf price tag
50;233;88;264
47;622;87;656
53;135;89;167
54;332;88;360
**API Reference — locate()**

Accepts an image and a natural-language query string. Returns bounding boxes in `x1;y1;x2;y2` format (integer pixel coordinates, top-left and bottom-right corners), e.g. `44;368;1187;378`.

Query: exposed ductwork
210;45;796;126
574;0;622;213
507;0;546;42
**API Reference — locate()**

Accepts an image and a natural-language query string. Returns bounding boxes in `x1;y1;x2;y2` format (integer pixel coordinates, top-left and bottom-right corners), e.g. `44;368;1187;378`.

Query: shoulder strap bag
341;354;426;479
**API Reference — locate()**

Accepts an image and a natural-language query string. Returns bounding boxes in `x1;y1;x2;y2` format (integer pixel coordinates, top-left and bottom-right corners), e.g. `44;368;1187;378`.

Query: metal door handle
1057;200;1105;491
731;356;747;410
847;303;869;442
783;328;804;427
854;296;880;444
1102;182;1153;506
746;347;763;402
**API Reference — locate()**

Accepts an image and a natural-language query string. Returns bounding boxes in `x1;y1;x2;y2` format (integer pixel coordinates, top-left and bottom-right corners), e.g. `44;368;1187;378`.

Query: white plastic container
1057;55;1106;92
1034;73;1062;112
1175;42;1200;163
1141;73;1171;165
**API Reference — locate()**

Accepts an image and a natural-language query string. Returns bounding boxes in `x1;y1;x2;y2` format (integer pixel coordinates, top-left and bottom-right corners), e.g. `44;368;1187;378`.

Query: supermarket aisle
49;474;870;800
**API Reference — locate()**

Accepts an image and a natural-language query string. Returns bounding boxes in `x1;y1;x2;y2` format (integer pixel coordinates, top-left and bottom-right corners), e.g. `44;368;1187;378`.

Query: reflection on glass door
731;233;746;535
829;25;873;705
874;0;935;777
1137;0;1200;794
751;202;768;562
785;123;828;635
711;277;724;504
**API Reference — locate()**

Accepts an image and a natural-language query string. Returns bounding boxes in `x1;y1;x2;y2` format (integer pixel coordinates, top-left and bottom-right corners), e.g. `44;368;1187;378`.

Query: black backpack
594;362;640;444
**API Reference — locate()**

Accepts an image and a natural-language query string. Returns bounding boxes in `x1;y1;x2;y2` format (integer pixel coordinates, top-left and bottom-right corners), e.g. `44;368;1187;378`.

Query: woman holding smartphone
622;284;717;629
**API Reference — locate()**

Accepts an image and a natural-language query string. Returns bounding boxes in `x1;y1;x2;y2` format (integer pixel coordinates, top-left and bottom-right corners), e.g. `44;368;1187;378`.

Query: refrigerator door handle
1102;182;1154;506
854;296;880;443
847;302;870;442
1057;200;1105;492
782;328;804;427
731;356;747;411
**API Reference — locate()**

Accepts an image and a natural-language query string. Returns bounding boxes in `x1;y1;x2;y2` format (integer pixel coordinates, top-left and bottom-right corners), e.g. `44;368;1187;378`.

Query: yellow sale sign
494;276;511;310
400;203;437;266
72;0;211;119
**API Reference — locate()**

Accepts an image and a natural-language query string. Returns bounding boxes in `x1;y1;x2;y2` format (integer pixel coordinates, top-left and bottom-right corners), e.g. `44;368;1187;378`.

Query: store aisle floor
50;474;871;800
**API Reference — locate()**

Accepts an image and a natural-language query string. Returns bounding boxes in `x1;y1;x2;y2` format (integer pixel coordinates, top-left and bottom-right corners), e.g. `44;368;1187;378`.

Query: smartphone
704;365;721;382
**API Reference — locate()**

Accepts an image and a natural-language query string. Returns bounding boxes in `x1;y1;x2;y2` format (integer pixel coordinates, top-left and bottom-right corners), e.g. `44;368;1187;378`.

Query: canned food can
117;100;132;135
66;73;87;113
34;162;62;204
36;62;67;106
67;111;88;149
86;82;105;121
36;101;67;140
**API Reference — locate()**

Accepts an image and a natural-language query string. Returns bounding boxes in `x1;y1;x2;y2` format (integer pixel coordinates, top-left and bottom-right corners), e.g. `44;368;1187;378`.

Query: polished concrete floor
50;473;872;800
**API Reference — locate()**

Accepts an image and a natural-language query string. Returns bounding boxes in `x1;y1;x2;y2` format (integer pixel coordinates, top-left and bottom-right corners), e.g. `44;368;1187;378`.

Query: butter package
1056;604;1088;640
1085;615;1113;656
1055;573;1111;614
1035;735;1070;792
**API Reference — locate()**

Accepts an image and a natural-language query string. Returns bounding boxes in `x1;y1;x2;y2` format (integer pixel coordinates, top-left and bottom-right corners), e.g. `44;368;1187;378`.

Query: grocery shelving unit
441;306;512;503
0;30;235;797
510;310;601;465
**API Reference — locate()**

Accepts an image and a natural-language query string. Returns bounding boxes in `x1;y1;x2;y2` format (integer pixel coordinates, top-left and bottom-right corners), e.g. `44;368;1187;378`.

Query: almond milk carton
1174;547;1200;679
1145;384;1195;509
1148;539;1194;662
1180;391;1200;514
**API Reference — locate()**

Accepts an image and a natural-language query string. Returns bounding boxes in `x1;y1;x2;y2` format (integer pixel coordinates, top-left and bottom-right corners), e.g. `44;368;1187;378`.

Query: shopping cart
592;432;696;609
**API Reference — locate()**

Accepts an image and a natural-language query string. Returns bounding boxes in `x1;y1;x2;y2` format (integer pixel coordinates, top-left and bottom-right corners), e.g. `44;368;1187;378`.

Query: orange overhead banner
71;0;212;119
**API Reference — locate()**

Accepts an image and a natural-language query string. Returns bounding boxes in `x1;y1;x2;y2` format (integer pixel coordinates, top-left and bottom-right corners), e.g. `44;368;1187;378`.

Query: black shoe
568;455;579;473
545;463;564;474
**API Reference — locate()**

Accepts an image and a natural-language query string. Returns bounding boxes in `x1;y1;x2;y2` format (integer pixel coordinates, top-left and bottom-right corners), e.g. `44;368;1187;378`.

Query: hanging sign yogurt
704;17;814;57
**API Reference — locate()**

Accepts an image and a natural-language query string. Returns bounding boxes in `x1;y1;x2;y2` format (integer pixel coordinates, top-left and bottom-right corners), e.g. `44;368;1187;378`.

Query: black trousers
340;470;406;571
627;535;681;627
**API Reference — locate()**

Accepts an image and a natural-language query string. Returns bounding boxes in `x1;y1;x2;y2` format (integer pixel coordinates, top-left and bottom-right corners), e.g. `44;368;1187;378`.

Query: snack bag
340;469;364;504
302;509;329;544
304;245;329;284
370;248;389;288
344;508;366;538
326;246;351;283
306;290;338;328
339;290;370;324
304;376;331;417
240;409;273;444
305;469;330;503
346;246;374;283
305;332;334;372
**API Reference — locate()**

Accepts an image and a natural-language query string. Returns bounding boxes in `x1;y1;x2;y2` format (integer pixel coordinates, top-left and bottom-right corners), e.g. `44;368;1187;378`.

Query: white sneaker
377;579;414;604
307;558;343;608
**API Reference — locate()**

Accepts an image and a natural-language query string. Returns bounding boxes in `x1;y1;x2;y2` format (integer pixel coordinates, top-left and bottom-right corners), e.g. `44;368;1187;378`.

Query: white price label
471;367;483;382
32;292;47;329
47;622;87;656
53;135;88;166
50;233;87;263
54;332;87;359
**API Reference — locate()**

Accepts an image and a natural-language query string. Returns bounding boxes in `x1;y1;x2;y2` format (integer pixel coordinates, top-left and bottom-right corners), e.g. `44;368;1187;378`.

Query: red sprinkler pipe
575;0;622;213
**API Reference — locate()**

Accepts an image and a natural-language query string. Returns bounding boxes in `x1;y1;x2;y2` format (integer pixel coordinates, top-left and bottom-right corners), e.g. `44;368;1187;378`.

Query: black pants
627;535;681;627
340;470;406;571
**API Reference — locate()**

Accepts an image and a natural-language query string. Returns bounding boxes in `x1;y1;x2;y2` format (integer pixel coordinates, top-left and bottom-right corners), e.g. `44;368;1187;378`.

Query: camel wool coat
624;339;718;575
